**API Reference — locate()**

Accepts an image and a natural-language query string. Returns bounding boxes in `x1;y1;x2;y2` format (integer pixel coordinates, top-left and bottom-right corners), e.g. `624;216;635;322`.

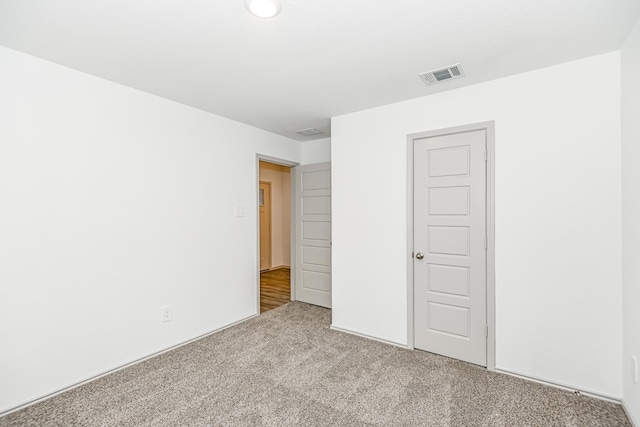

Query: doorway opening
259;160;292;313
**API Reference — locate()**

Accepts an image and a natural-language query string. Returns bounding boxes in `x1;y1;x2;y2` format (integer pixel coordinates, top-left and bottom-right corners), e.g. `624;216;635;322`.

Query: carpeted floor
0;302;631;426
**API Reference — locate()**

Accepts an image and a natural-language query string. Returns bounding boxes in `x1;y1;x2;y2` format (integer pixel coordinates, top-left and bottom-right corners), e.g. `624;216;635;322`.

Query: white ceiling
1;0;639;141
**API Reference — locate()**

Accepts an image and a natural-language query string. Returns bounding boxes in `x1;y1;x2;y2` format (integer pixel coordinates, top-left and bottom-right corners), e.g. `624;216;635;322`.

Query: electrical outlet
162;305;173;323
632;355;639;384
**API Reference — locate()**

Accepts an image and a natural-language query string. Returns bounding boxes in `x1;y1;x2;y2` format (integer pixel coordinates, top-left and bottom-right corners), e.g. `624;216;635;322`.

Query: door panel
414;130;487;366
428;226;470;256
302;246;331;266
302;270;331;292
295;162;331;308
428;302;469;337
302;196;331;215
428;186;469;215
428;264;469;297
302;222;330;240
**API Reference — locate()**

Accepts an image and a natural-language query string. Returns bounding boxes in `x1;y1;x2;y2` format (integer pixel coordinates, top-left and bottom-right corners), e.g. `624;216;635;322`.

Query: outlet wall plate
162;305;173;322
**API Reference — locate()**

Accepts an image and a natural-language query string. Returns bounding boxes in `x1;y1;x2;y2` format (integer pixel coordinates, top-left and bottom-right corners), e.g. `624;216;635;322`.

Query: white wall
259;162;291;268
0;46;300;413
301;137;331;165
622;16;640;425
332;52;622;398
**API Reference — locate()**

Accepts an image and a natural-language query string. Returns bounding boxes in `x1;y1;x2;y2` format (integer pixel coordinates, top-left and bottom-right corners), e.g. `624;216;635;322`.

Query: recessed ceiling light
245;0;281;18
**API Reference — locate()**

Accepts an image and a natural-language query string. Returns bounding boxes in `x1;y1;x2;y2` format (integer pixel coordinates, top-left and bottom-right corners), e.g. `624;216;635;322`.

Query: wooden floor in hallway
260;268;291;313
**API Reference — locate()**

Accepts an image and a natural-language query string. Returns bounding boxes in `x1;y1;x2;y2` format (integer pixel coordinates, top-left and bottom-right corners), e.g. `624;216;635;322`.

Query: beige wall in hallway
259;162;291;268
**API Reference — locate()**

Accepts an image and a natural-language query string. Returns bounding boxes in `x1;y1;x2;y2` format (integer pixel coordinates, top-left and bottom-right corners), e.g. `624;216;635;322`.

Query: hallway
260;268;290;313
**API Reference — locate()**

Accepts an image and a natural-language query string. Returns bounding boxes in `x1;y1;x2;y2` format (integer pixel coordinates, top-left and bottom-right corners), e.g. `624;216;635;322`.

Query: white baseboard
495;368;621;404
259;265;290;273
329;325;408;349
0;313;259;417
622;400;638;427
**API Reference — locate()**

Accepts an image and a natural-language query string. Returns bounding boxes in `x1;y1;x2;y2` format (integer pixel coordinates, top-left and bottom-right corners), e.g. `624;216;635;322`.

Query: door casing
406;121;496;371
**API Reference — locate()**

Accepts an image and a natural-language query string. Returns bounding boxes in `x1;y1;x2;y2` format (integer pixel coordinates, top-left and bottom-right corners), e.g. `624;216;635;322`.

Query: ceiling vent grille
296;128;323;136
419;64;465;86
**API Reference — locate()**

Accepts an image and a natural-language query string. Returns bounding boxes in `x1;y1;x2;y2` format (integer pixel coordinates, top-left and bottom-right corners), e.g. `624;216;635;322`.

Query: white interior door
294;162;331;308
414;130;487;366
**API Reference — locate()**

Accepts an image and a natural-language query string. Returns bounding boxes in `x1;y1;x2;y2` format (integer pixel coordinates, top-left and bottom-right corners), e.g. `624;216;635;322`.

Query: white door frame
256;154;299;315
406;121;496;371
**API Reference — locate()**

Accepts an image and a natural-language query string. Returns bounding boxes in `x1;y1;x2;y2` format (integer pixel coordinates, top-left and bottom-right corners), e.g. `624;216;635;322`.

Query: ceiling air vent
296;128;323;136
419;64;465;86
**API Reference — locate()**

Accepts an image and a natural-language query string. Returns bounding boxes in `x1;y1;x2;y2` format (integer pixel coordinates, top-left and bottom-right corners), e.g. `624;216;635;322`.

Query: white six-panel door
294;162;331;308
414;130;487;366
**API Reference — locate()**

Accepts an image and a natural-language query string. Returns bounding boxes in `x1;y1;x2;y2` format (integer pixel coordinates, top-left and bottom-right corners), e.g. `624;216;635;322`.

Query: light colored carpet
0;302;631;426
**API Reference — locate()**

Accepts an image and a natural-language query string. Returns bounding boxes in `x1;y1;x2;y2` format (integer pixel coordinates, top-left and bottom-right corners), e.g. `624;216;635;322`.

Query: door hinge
411;252;414;258
486;325;489;337
484;236;488;249
484;149;488;161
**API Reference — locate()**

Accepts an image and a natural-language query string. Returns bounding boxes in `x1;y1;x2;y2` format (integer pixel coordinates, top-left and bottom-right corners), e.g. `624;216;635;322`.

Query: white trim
406;121;496;370
268;265;291;271
622;401;638;427
406;138;415;349
0;313;259;417
330;325;409;349
485;122;496;371
496;368;622;404
256;156;262;314
256;154;298;168
290;168;296;301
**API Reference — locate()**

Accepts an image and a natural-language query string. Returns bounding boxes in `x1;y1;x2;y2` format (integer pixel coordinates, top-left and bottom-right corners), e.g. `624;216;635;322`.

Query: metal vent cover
296;128;323;136
419;64;465;86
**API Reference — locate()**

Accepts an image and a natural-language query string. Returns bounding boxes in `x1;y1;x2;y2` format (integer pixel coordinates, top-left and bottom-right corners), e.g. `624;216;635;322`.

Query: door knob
415;252;424;259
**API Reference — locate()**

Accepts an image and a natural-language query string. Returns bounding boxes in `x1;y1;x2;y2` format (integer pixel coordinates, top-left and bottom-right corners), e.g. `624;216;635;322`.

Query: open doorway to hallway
259;161;292;313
